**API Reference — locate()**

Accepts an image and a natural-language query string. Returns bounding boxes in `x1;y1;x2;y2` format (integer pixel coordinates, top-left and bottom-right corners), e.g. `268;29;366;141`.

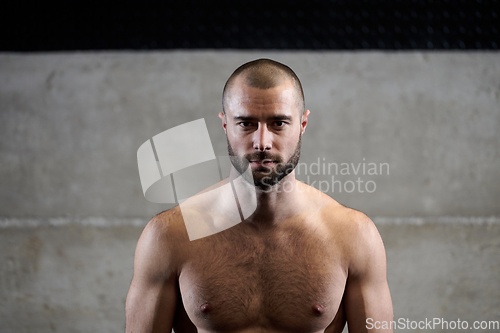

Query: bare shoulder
298;182;384;265
299;182;370;225
135;206;191;276
142;206;191;244
324;203;376;236
319;201;386;276
296;182;374;234
150;206;190;235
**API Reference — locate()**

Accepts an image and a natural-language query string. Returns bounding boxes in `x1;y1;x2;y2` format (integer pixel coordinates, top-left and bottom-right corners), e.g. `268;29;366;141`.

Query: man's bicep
125;217;179;332
126;274;178;332
344;276;392;332
343;216;393;333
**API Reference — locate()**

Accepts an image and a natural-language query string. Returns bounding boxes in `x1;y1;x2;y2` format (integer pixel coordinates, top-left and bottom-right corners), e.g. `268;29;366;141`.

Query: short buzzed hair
222;58;305;115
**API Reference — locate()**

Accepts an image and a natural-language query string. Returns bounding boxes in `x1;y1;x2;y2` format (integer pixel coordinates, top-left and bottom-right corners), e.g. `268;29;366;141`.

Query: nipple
312;303;325;316
200;302;212;313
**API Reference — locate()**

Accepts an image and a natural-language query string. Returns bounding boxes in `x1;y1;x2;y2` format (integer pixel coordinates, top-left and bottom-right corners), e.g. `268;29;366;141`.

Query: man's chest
178;227;347;332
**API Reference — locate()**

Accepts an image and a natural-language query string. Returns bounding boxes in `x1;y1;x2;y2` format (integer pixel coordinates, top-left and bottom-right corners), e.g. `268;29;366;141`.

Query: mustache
245;152;282;163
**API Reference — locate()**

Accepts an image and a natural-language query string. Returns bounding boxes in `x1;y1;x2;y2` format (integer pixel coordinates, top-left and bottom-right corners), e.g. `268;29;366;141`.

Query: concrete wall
1;52;499;332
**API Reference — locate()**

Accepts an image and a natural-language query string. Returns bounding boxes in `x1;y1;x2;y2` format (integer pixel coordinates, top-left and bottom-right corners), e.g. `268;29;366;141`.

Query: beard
227;134;301;190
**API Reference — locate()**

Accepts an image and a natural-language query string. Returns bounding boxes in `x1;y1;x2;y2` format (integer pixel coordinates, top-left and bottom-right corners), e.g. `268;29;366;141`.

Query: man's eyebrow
233;116;257;121
271;115;293;121
232;115;293;121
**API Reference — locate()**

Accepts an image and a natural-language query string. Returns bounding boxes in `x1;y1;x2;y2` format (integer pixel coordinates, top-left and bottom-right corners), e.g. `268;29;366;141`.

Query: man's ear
218;112;227;133
301;110;310;135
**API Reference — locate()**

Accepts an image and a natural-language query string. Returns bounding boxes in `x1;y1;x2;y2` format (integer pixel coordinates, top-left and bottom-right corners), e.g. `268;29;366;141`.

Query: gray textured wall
1;52;499;332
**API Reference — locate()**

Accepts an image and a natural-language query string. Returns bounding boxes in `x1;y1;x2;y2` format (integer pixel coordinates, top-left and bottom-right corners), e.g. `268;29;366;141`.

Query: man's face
219;79;309;189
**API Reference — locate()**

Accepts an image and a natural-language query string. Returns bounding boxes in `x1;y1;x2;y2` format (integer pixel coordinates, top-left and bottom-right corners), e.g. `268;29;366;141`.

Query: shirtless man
126;59;393;333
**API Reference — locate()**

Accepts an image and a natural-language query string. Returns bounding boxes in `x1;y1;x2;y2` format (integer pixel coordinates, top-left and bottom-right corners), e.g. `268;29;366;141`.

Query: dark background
1;0;499;51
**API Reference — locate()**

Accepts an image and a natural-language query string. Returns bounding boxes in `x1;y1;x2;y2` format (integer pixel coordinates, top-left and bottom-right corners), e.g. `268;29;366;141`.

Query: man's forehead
226;96;298;121
232;75;294;93
228;81;297;106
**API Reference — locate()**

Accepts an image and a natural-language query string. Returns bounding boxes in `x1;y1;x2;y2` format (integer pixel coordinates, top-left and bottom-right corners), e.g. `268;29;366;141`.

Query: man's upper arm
125;214;180;333
343;213;393;333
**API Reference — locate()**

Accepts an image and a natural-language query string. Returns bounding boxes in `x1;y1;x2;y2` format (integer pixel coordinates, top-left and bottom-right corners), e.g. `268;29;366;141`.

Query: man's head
219;59;310;190
222;59;305;116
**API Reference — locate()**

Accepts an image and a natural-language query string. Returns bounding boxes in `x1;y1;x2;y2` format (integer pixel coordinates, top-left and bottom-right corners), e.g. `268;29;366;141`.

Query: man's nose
253;124;272;151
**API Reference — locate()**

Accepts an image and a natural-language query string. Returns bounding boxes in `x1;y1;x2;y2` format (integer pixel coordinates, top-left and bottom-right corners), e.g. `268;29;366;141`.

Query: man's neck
229;167;304;227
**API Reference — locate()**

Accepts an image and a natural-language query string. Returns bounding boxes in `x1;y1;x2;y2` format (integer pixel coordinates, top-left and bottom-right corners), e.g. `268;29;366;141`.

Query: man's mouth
250;160;276;166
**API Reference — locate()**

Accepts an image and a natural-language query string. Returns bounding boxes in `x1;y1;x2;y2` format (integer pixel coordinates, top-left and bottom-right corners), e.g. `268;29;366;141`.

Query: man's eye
275;121;285;127
239;122;252;127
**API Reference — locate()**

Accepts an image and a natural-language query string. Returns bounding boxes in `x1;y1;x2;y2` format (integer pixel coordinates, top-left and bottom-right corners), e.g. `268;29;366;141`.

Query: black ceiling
1;0;498;51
